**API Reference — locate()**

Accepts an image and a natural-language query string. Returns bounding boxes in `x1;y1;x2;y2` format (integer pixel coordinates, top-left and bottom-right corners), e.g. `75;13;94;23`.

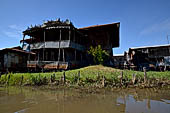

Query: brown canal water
0;87;170;113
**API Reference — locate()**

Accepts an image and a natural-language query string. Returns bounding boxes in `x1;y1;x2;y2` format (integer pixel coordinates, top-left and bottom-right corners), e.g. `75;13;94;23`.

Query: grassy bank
0;65;170;88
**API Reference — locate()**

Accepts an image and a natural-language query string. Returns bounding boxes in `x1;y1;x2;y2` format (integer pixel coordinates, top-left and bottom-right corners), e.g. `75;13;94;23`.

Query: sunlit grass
0;65;170;86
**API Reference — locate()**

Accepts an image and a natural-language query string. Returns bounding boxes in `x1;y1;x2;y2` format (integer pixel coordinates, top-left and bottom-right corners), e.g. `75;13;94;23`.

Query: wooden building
79;23;120;56
125;44;170;70
0;47;35;72
22;19;120;70
112;54;124;69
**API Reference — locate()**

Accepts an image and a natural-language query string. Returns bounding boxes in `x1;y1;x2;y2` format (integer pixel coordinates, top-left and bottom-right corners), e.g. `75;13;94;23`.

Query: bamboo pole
143;67;147;83
120;71;123;85
102;75;105;87
20;75;23;86
78;71;80;83
62;71;66;84
132;73;136;85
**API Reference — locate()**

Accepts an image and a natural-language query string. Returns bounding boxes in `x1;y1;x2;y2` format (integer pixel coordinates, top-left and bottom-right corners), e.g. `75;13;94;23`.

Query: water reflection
117;88;170;113
0;87;170;113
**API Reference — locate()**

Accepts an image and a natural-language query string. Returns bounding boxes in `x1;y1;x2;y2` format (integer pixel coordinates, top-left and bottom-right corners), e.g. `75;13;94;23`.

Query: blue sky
0;0;170;54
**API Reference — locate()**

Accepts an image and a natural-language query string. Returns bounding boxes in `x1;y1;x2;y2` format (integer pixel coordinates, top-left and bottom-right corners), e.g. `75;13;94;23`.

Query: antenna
167;35;170;44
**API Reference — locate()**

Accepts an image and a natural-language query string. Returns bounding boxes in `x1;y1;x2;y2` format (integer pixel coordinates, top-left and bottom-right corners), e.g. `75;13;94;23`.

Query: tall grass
0;65;170;87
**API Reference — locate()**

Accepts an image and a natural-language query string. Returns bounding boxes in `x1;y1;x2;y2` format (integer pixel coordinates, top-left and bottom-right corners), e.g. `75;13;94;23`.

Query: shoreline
0;65;170;89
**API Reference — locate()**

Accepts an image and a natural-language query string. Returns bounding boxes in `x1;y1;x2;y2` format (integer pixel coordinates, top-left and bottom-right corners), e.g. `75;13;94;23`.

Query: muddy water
0;87;170;113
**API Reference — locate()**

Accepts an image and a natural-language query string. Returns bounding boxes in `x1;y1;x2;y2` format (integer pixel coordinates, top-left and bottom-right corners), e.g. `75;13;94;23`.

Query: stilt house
22;19;120;71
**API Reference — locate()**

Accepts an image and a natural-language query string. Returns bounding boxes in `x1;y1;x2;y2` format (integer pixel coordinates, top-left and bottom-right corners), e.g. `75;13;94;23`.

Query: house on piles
21;19;120;71
125;44;170;71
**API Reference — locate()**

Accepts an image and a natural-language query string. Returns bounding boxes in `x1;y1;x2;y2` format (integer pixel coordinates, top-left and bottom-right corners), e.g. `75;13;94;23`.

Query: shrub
88;45;109;64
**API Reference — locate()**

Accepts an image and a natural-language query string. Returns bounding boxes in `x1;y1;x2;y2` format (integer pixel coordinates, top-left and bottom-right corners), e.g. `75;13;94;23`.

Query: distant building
21;19;120;71
125;44;170;71
112;54;124;69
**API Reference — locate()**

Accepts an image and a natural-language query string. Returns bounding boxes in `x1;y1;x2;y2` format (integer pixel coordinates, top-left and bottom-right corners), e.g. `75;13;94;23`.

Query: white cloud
9;24;19;30
3;31;21;38
2;24;23;39
140;18;170;35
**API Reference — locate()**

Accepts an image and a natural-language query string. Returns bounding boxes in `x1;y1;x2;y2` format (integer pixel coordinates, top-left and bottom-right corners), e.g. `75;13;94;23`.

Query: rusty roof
79;22;120;30
1;47;35;55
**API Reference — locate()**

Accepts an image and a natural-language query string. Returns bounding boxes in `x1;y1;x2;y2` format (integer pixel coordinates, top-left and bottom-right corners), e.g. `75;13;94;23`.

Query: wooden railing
30;40;85;51
27;61;69;69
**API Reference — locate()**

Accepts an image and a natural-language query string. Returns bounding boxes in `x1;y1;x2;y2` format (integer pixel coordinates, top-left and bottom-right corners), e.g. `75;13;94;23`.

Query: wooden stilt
58;30;61;61
69;29;71;40
75;50;76;61
63;49;65;62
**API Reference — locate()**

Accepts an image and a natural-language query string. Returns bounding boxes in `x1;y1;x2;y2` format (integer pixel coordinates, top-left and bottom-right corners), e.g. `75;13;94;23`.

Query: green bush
88;45;109;64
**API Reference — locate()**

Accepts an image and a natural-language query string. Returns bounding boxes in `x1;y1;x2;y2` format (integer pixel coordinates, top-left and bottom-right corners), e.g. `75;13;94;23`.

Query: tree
88;45;109;65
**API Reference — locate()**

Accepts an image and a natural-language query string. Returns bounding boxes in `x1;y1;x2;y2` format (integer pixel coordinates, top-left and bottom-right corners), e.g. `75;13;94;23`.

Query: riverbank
0;65;170;88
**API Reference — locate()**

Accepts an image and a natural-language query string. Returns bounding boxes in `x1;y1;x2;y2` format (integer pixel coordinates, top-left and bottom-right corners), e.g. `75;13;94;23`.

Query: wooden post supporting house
42;30;46;72
73;28;75;42
69;28;71;40
58;30;61;62
75;50;77;61
38;52;40;61
63;49;65;62
22;35;25;49
43;30;46;61
81;53;83;61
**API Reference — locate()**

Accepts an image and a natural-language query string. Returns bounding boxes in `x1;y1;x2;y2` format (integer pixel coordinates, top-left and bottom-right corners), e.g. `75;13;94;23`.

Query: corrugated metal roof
1;47;35;55
113;54;124;57
130;44;170;50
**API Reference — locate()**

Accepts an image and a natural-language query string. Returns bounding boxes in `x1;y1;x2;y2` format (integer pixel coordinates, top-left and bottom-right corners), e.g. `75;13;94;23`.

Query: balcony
30;40;85;51
27;61;69;69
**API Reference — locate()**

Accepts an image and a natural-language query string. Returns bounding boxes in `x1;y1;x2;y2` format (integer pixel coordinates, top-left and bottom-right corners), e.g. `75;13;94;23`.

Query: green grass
0;65;170;86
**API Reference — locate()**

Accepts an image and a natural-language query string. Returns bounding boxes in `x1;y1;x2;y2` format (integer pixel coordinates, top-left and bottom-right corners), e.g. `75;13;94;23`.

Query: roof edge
78;22;120;30
130;44;170;50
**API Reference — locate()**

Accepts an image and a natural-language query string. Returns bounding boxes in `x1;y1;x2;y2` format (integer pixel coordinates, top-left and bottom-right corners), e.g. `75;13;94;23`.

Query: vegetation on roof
23;18;74;34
